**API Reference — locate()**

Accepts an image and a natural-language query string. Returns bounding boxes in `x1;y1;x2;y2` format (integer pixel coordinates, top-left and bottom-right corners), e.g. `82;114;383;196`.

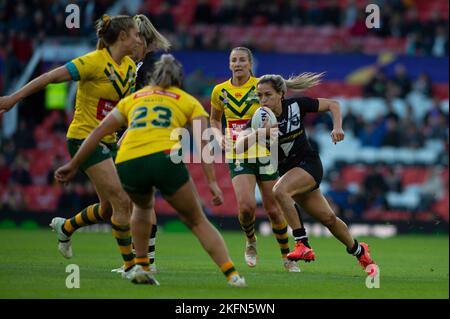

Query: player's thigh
128;187;155;210
231;174;257;209
274;167;317;197
164;179;206;226
256;179;279;212
67;139;117;172
85;158;128;207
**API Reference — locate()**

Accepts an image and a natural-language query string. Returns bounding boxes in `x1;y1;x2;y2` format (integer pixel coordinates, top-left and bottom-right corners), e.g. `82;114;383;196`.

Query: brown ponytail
96;14;136;50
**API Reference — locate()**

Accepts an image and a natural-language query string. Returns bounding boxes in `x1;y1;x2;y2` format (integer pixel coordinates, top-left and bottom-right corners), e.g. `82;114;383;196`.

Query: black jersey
276;97;319;170
135;52;156;90
117;52;156;141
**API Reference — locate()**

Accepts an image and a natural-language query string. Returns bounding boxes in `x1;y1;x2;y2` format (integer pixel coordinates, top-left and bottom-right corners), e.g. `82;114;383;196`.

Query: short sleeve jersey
211;76;268;159
65;48;136;143
135;52;156;91
276;97;319;169
115;85;209;164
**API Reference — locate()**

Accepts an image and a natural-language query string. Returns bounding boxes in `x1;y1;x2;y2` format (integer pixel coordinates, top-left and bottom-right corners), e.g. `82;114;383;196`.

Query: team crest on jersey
104;63;135;99
290;114;300;126
280;101;302;157
222;91;229;104
107;65;116;82
234;160;244;172
247;91;259;103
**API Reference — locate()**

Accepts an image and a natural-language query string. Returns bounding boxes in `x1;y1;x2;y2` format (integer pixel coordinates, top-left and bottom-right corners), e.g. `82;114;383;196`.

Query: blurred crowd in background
0;0;448;223
1;0;448;94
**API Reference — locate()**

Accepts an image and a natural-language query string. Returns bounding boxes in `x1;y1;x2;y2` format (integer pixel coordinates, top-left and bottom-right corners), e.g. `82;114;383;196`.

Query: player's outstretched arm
193;115;224;206
0;66;72;114
317;98;345;144
210;107;226;149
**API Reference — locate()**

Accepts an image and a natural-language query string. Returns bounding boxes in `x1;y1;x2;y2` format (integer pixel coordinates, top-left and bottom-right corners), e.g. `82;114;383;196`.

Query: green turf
0;229;448;299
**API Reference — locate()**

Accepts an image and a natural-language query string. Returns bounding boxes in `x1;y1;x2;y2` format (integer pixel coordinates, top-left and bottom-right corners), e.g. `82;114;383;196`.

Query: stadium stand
0;0;448;224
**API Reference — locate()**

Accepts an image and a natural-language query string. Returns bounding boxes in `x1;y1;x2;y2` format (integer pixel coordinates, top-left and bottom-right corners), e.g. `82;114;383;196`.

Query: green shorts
67;138;117;172
227;157;279;181
116;151;190;196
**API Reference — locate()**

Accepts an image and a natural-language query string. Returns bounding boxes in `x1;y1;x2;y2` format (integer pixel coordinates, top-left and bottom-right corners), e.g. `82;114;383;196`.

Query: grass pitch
0;229;448;299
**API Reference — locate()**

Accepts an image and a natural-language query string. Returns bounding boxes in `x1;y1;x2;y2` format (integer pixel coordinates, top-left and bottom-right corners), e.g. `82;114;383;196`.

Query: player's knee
181;211;204;229
265;205;281;221
131;208;151;222
239;202;256;221
115;195;130;212
272;183;288;202
320;213;337;228
99;203;112;221
135;200;153;210
105;185;128;209
108;195;131;224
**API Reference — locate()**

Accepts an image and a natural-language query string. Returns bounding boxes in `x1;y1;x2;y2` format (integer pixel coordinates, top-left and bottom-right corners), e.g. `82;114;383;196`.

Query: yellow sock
135;256;150;271
220;260;239;281
62;203;102;236
111;219;134;270
239;216;256;242
272;221;290;258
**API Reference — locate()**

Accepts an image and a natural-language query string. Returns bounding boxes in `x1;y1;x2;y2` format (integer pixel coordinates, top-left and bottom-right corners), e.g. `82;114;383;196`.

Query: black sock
292;228;310;248
347;239;364;257
149;224;157;264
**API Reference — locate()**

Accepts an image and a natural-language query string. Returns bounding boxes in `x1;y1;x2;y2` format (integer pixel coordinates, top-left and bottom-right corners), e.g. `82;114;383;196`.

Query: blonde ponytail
134;14;171;51
284;72;324;91
151;54;183;88
258;72;324;94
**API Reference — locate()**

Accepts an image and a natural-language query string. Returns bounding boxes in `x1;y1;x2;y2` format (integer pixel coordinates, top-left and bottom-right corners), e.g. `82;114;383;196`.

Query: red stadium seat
384;210;413;221
433;83;449;99
305;82;363;98
185;162;238;216
171;0;197;26
341;165;368;186
208;0;221;11
441;167;449;185
23;185;61;212
41;110;61;130
362;37;387;54
415;211;434;222
415;0;448;22
401;167;429;186
363;209;412;221
143;0;163;15
25;149;53;178
432;195;449;222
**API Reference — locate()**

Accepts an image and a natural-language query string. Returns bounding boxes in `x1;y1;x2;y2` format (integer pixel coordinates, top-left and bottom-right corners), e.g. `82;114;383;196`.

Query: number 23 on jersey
130;105;173;129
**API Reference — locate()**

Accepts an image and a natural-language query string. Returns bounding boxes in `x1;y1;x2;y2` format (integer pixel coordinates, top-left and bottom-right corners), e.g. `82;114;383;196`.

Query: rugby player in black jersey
237;74;377;275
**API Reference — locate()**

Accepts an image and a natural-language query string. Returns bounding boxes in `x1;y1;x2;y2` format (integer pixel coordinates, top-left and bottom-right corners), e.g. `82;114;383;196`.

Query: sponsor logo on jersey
134;90;180;100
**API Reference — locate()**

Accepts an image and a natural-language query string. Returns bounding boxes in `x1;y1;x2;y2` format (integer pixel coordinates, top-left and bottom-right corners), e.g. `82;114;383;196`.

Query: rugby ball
251;107;278;130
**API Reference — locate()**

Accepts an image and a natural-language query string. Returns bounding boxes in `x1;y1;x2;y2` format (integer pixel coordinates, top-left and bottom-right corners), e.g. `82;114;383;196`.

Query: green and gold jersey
65;48;136;143
114;85;209;164
211;76;268;159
